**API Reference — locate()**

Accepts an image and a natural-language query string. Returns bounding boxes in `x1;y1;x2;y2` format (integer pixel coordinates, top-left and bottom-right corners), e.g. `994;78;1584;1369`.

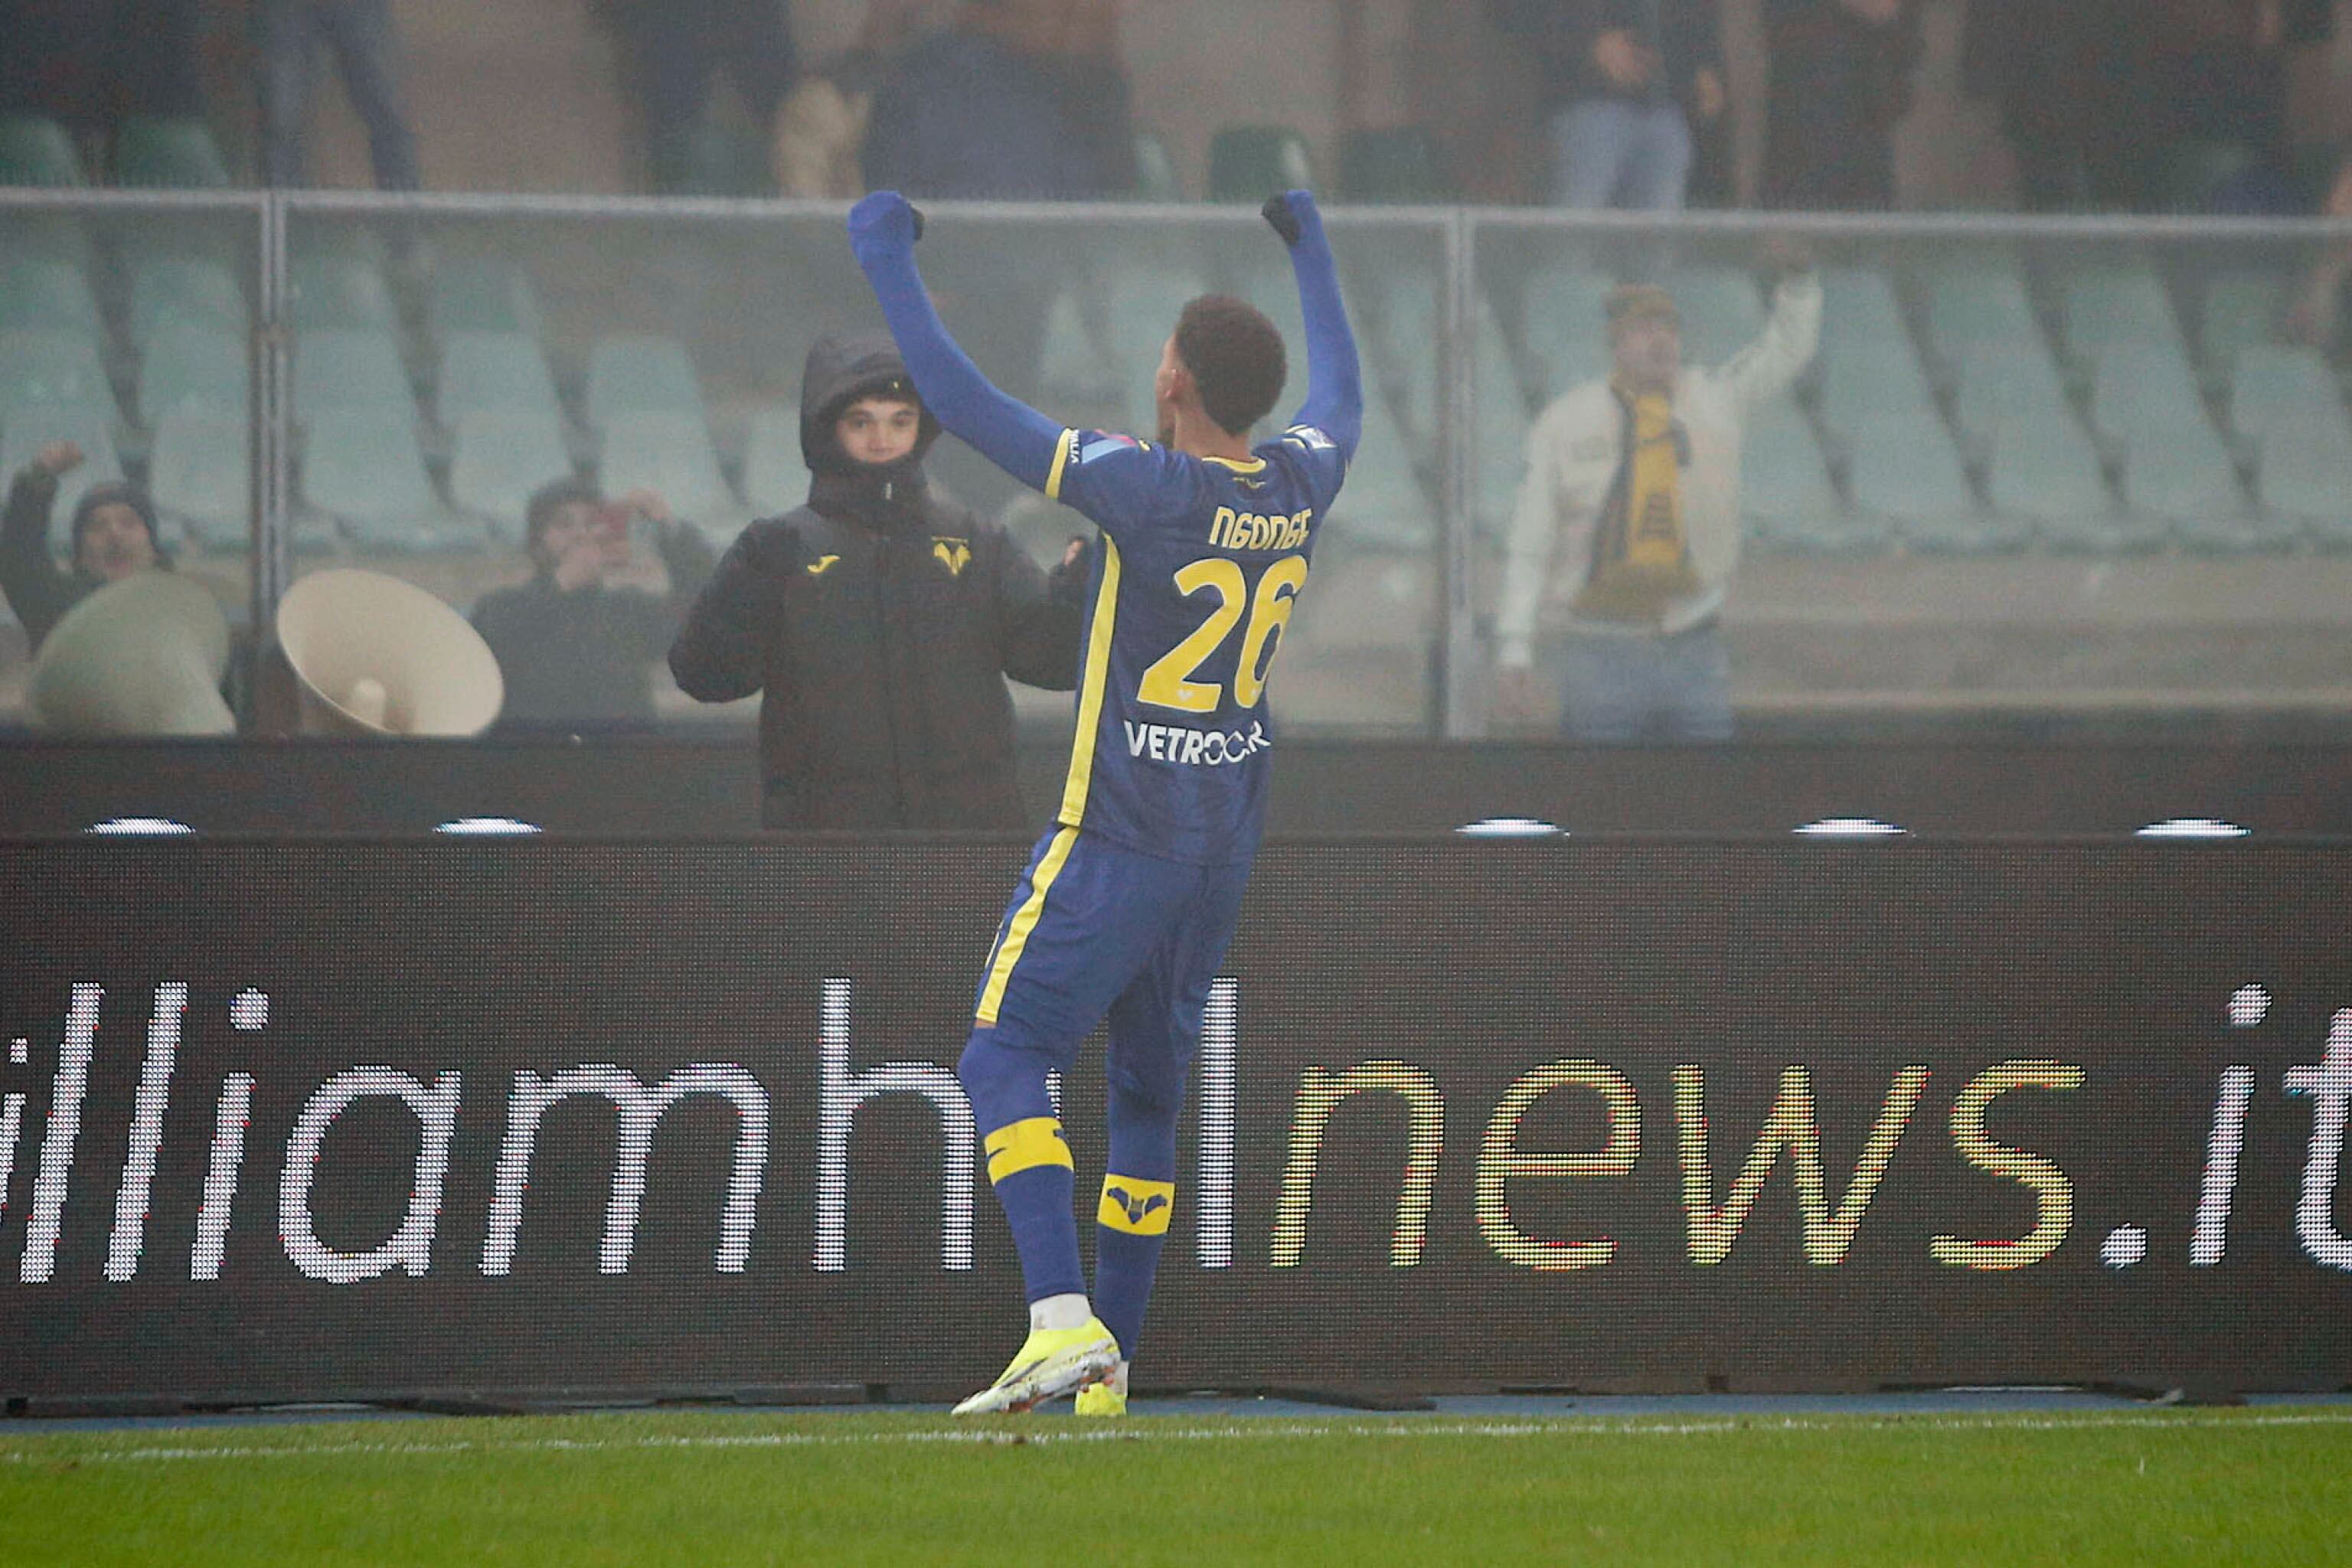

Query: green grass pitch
4;1406;2349;1565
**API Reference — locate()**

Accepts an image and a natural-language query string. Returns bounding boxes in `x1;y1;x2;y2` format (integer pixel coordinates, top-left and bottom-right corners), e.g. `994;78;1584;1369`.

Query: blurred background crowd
11;1;2352;767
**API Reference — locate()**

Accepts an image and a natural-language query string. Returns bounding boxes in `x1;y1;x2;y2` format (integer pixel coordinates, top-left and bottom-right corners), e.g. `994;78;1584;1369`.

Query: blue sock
1094;1090;1182;1361
961;1027;1086;1307
1093;1198;1171;1361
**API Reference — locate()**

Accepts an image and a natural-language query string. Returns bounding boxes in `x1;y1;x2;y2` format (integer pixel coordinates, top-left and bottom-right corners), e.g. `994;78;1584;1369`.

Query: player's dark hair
1174;295;1287;439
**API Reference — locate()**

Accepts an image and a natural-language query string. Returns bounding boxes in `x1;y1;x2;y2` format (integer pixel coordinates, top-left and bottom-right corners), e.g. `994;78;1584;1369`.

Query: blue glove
1262;189;1325;250
848;191;926;263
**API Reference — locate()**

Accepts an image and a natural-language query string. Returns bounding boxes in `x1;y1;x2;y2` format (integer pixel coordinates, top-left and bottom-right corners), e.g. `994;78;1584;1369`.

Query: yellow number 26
1137;554;1309;714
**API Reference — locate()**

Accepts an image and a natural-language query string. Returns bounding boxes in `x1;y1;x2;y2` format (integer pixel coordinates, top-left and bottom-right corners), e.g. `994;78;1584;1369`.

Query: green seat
0;116;87;188
1330;393;1432;550
293;328;413;423
2201;268;2288;373
586;333;705;431
2125;421;2285;551
0;328;122;426
2257;416;2352;544
128;256;247;348
289;254;399;333
1922;256;2040;359
0;255;103;338
139;325;250;426
1984;410;2130;550
2229;344;2341;443
655;119;774;198
1952;340;2071;446
1742;399;1844;543
436;331;561;426
2062;264;2186;368
149;406;252;548
741;403;805;518
427;256;542;341
302;406;467;550
599;410;738;544
449;407;573;537
1129;131;1183;202
1207;126;1315;204
112;116;232;189
1339;127;1446;204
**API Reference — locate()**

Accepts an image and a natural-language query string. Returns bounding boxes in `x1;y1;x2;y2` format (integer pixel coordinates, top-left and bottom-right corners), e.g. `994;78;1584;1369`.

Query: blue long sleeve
1284;207;1364;460
848;196;1063;492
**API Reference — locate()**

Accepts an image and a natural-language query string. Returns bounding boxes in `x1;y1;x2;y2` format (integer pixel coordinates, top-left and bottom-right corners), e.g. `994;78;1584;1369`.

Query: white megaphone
276;568;504;737
29;571;237;737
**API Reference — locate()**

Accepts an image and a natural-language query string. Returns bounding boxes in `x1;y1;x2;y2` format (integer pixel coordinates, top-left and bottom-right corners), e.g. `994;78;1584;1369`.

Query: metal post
1437;207;1481;738
251;192;292;654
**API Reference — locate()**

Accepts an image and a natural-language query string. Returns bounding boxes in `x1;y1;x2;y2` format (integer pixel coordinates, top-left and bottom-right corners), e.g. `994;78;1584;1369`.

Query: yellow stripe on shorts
1097;1174;1176;1236
984;1117;1073;1184
974;825;1079;1026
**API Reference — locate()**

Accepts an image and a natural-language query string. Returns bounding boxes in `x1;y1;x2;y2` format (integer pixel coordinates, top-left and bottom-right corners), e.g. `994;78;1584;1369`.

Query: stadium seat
0;328;122;427
1330;392;1432;550
1207;126;1315;203
128;256;247;349
1983;412;2124;549
1922;256;2040;358
655;118;775;198
740;403;805;518
1661;264;1764;367
1816;266;1911;368
0;116;87;187
1339;126;1447;204
289;254;400;334
1038;289;1118;404
586;334;707;431
436;331;561;426
147;406;252;548
1474;359;1532;540
2257;416;2352;544
1129;130;1184;202
598;410;737;542
1742;398;1872;554
301;406;465;550
1951;339;2073;446
1818;338;1939;443
2200;268;2288;374
2088;341;2211;444
2228;344;2343;443
0;254;103;338
449;407;573;537
293;329;413;423
2061;263;2187;368
1520;263;1615;399
427;256;544;341
139;325;250;427
0;406;122;526
2124;423;2284;551
0;211;93;267
1847;409;1978;542
111;116;233;188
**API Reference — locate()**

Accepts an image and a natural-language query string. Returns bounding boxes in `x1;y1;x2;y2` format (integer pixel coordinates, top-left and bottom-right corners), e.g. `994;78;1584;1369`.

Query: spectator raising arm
848;191;1064;491
1266;191;1365;459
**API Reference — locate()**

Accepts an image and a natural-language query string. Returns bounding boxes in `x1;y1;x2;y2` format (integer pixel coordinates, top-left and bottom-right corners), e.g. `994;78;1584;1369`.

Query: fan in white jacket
1494;263;1821;739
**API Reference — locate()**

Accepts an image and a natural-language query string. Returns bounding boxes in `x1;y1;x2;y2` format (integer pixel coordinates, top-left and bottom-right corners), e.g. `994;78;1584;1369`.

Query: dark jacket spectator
616;0;800;193
1962;0;2152;211
668;332;1086;831
1489;0;1725;210
2;445;168;657
1762;0;1922;211
472;480;716;731
860;0;1134;201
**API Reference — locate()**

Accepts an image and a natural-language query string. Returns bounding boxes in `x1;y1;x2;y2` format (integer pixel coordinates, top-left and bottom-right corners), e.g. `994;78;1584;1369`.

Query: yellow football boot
951;1318;1120;1416
1073;1378;1128;1417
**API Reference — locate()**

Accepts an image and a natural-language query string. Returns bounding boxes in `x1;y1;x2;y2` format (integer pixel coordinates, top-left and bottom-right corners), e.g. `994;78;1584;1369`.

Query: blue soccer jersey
1040;423;1349;866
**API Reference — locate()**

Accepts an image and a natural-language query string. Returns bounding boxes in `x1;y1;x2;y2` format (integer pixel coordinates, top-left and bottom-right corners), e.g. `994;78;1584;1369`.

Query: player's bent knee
958;1026;1057;1131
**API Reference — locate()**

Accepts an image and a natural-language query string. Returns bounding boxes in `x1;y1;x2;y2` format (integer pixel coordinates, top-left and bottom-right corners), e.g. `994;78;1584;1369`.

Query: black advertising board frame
1;835;2347;1406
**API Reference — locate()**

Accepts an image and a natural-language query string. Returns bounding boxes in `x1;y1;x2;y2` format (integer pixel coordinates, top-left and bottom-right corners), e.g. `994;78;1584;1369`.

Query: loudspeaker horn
276;568;504;737
29;570;236;737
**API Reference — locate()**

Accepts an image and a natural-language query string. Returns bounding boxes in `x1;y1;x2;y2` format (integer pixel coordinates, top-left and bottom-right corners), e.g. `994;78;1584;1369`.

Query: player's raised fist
848;191;926;260
1261;190;1324;250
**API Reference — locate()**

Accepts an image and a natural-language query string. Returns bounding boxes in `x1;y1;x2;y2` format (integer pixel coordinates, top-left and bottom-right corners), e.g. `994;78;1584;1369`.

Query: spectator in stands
668;332;1088;830
1963;0;2151;211
259;0;422;191
614;0;801;194
1762;0;1922;211
471;481;715;731
2146;0;2332;214
0;0;205;149
860;0;1135;201
1;443;168;657
774;0;955;198
1489;1;1726;211
1494;250;1820;741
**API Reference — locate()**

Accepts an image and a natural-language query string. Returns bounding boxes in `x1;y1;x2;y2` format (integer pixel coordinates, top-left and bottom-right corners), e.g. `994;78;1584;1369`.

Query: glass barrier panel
279;201;1448;743
1468;215;2352;743
0;198;261;737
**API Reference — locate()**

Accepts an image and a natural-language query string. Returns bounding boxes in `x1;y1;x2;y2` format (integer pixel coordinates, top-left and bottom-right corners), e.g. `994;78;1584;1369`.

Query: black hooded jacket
668;332;1086;830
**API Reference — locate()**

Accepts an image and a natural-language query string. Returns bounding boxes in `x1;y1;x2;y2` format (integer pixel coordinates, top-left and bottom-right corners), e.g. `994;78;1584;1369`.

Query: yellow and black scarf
1571;382;1699;624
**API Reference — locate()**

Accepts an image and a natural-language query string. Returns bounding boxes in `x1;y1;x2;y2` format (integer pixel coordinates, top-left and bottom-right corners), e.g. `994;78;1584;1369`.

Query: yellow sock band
1098;1174;1176;1236
985;1117;1073;1184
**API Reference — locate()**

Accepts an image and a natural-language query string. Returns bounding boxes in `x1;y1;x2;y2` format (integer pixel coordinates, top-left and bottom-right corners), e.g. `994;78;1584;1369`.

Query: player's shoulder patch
1282;424;1338;453
1076;431;1147;466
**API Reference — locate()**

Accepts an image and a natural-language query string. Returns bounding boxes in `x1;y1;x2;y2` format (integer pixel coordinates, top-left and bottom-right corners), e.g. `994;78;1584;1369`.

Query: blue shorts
972;826;1251;1082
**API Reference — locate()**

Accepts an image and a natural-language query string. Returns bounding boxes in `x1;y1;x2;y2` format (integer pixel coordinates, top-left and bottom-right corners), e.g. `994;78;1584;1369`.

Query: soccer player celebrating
849;188;1361;1416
